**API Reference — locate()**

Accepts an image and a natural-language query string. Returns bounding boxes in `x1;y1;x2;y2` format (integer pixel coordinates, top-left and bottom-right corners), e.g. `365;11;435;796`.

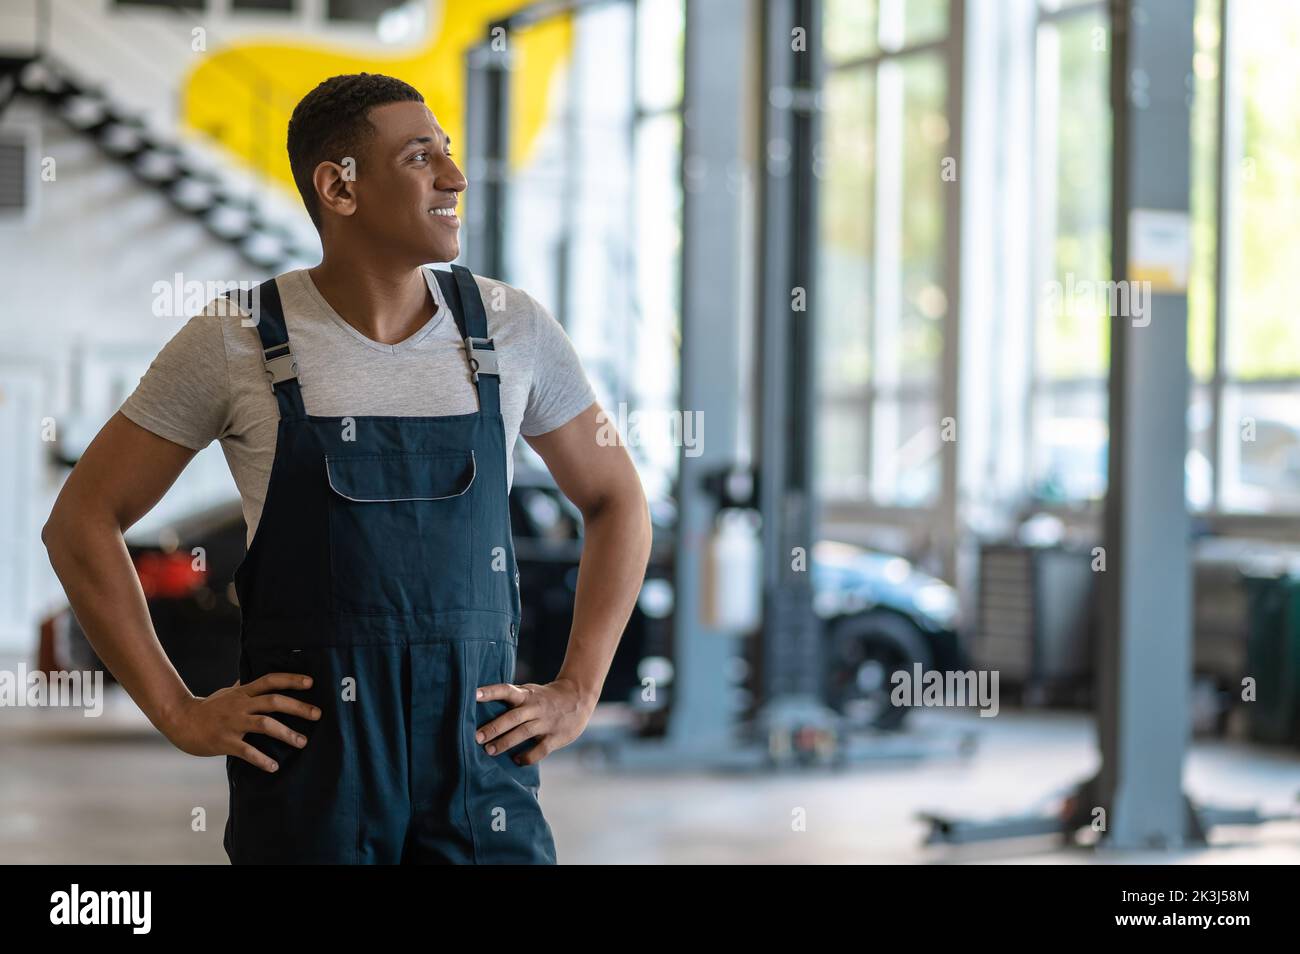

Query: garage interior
2;0;1300;865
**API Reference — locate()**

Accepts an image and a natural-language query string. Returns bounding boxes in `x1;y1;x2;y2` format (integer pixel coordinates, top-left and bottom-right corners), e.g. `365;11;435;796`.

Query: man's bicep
50;412;199;535
519;296;598;439
524;401;638;515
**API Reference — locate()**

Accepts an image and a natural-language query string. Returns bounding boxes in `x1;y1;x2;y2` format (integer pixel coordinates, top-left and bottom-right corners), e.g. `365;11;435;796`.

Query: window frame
1024;0;1111;517
1026;0;1300;528
1203;0;1300;523
817;0;964;532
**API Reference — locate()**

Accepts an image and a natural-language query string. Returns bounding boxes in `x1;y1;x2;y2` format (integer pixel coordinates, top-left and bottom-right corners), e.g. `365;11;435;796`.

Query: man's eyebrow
397;134;451;152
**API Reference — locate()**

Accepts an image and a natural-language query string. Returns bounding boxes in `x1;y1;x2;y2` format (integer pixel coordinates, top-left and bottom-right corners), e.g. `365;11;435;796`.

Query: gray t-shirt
119;265;596;547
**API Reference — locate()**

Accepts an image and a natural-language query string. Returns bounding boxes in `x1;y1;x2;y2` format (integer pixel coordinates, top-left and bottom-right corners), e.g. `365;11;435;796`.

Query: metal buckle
464;336;499;383
263;343;298;388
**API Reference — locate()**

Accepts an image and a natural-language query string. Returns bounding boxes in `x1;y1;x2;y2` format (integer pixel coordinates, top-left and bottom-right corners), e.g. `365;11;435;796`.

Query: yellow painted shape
182;2;571;200
1129;266;1183;292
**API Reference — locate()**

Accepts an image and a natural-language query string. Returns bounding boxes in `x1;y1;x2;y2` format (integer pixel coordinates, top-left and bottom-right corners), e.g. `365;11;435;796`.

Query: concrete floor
3;674;1299;864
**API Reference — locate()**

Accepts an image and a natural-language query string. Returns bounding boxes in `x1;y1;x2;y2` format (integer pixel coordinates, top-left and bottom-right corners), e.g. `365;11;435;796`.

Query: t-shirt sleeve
520;294;598;437
117;306;231;451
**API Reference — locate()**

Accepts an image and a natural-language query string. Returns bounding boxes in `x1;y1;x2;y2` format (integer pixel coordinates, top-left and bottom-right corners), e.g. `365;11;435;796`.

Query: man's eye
413;152;428;161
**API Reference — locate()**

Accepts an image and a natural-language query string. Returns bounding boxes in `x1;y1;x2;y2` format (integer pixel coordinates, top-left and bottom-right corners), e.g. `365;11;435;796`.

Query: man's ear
313;160;358;220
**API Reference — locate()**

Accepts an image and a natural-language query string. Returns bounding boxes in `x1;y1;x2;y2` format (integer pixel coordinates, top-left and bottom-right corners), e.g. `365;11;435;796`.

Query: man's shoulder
181;279;274;365
192;271;294;322
443;271;547;352
463;271;541;318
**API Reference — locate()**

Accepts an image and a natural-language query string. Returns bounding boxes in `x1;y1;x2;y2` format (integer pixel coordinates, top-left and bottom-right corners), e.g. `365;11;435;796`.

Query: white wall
0;97;252;653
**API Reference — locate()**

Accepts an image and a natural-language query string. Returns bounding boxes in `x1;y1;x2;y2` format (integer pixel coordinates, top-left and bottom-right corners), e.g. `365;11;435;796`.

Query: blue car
810;542;966;729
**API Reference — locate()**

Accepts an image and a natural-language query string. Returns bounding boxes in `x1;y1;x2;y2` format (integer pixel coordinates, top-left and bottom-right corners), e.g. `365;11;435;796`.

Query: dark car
40;459;962;732
811;542;965;729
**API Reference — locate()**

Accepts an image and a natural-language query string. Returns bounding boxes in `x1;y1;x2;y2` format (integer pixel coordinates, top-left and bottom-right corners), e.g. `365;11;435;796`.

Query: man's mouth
429;206;459;224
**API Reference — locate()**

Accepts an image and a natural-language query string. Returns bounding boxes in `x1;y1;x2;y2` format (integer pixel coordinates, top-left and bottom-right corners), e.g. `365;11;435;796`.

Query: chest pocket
325;450;475;615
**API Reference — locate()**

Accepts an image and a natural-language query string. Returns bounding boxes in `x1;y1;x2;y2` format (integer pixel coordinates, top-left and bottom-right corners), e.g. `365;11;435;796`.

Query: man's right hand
163;673;321;772
42;415;323;775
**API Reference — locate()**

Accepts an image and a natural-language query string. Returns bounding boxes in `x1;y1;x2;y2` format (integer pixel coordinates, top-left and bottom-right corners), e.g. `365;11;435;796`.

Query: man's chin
425;238;460;265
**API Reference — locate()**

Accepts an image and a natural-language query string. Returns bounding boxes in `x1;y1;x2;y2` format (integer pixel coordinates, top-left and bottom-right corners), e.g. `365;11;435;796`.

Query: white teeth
430;208;456;216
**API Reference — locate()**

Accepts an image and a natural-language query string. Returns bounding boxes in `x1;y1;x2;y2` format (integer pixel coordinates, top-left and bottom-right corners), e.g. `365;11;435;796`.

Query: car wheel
826;611;933;731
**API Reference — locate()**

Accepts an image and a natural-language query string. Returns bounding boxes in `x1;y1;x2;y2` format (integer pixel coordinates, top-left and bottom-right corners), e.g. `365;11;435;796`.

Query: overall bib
221;265;558;865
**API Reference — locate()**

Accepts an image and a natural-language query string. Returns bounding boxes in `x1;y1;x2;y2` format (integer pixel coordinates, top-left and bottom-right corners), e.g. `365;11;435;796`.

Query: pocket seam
324;450;476;503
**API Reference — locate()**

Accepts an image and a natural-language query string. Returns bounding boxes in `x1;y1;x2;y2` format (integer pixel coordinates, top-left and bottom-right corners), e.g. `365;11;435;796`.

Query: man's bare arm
41;412;317;771
528;401;653;705
42;412;199;732
474;401;653;763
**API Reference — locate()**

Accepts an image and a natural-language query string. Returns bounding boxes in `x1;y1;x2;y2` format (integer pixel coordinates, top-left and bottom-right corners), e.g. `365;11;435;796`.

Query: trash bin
1242;571;1300;746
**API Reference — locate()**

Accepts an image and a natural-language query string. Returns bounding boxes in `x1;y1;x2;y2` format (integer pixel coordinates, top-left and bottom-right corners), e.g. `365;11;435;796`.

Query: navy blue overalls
220;265;558;864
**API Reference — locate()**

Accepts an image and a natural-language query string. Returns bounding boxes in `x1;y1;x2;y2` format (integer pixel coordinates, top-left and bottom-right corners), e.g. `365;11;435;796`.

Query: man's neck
307;256;436;346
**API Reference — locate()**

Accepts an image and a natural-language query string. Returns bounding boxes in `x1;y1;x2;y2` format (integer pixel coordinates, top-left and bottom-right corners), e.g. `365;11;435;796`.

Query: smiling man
41;73;652;864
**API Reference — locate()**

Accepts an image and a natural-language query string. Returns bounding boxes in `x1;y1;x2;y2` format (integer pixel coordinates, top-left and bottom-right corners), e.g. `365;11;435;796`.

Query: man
41;73;652;864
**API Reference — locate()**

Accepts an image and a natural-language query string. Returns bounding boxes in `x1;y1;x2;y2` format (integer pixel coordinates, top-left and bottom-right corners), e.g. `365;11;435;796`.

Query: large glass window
1030;0;1300;515
817;0;952;508
1187;0;1221;511
1029;0;1111;504
495;0;684;499
1215;0;1300;512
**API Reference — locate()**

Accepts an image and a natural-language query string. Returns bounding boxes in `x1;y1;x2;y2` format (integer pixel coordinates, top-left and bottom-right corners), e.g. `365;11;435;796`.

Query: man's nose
436;159;467;194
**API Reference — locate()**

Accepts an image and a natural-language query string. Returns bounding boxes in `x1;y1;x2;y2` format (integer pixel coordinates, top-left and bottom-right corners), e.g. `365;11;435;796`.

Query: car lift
465;0;977;775
921;0;1298;848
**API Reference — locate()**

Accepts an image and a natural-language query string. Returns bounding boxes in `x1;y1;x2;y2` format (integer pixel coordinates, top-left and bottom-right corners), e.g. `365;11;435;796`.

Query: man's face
347;100;467;264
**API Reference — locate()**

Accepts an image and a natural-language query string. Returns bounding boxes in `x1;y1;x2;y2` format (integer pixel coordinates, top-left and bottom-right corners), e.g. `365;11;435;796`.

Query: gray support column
665;0;757;749
1097;0;1198;848
755;0;822;710
937;0;965;585
463;34;510;277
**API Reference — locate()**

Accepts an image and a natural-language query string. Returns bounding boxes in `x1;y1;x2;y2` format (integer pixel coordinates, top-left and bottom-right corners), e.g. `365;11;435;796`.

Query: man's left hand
474;677;596;765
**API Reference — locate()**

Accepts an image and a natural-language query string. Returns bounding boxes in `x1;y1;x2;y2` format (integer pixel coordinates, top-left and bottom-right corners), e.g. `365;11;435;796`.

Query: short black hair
286;72;425;231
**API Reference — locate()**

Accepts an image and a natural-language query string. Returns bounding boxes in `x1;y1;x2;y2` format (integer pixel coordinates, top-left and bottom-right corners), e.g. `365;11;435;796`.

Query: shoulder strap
223;276;306;421
433;265;500;417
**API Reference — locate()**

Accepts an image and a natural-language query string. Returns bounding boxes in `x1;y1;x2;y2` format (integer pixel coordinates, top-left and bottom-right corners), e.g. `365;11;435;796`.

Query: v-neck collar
298;265;449;354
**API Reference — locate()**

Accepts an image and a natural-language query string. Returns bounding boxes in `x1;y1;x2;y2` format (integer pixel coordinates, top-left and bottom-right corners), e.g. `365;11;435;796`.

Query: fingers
224;677;316;772
246;692;322;722
482;721;542;757
234;740;279;773
512;739;551;766
475;682;528;704
474;682;534;747
242;672;313;695
243;713;306;751
476;701;537;746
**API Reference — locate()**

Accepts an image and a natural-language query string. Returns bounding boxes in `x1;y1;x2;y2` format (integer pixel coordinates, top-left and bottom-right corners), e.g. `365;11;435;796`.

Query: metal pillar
657;0;756;754
463;30;510;277
753;0;834;743
1087;0;1198;849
